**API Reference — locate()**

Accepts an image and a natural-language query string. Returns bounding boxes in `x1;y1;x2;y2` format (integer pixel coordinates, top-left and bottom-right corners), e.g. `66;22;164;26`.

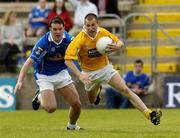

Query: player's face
134;63;143;74
50;23;65;43
84;18;98;37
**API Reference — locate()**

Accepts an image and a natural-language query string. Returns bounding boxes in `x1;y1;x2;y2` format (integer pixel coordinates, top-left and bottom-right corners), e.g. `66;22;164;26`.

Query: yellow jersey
65;27;120;71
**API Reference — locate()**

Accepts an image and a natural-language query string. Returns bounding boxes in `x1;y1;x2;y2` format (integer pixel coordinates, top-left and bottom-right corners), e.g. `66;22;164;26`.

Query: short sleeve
30;38;47;63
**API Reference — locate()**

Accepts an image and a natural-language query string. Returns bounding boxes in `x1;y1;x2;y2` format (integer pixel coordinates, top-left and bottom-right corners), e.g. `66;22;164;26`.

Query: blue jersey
28;6;50;28
30;31;73;76
124;71;150;89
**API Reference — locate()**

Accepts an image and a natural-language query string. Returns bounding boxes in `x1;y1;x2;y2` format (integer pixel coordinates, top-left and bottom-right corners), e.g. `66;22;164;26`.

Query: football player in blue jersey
14;17;82;130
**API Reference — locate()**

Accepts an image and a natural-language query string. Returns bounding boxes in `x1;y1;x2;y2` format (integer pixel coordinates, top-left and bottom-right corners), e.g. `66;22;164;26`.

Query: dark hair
50;16;65;27
134;59;144;66
84;13;98;23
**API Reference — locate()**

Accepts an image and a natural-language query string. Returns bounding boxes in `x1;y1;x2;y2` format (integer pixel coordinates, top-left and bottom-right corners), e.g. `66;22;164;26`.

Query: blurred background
0;0;180;111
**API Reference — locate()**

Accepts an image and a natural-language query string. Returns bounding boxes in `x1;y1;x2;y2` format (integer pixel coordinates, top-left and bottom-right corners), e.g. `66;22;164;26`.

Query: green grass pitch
0;109;179;138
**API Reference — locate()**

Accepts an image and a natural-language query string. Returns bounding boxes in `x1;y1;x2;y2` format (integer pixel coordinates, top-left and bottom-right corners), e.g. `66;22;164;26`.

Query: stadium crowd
0;0;120;73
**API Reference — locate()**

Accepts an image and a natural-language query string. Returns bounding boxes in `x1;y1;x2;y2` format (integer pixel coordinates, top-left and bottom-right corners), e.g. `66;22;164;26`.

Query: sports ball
96;36;112;54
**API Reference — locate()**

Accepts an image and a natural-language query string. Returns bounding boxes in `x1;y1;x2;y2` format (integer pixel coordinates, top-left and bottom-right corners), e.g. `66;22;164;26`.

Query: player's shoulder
141;73;150;78
99;27;109;32
99;27;112;35
72;31;85;42
127;70;134;74
40;32;49;42
31;5;38;11
64;31;73;41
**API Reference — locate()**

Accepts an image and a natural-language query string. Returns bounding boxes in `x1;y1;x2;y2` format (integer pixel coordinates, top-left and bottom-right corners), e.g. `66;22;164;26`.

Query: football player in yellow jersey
65;13;162;125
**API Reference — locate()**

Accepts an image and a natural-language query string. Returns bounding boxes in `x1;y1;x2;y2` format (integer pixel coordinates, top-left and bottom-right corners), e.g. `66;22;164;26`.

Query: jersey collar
133;71;143;76
48;32;66;45
82;26;100;40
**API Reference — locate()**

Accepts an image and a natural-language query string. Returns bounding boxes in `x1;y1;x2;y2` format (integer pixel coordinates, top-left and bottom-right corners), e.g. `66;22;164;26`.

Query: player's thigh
87;84;101;100
59;83;81;106
37;78;57;108
41;90;57;108
108;73;128;92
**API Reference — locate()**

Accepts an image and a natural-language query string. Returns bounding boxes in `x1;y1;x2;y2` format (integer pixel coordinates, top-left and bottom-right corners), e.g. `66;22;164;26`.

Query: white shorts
82;64;118;92
36;69;73;92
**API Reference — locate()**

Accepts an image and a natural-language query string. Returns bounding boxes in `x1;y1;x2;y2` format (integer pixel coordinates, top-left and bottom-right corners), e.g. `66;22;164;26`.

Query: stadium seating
127;29;180;39
114;63;178;75
139;0;180;5
133;12;180;23
120;0;180;75
126;46;179;57
0;2;53;17
0;1;179;75
98;14;122;36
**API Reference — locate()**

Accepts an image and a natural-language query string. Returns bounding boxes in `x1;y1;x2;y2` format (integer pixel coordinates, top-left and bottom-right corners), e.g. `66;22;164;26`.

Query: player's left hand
79;73;91;85
105;43;121;53
14;82;22;93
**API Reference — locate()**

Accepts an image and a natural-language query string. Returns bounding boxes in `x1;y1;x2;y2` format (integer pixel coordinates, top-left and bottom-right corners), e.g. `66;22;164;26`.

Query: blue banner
0;78;16;110
164;76;180;108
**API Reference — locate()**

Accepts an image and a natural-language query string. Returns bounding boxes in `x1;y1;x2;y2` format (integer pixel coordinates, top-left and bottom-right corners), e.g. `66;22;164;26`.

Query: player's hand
105;43;119;53
14;82;22;93
79;73;91;85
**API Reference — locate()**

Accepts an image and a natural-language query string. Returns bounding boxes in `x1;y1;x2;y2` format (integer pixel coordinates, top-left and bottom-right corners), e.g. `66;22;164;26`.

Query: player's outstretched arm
65;59;81;77
14;58;34;93
65;59;91;85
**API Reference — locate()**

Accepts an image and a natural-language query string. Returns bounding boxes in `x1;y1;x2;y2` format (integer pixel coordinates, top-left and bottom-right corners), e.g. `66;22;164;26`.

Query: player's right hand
14;82;22;93
79;74;91;85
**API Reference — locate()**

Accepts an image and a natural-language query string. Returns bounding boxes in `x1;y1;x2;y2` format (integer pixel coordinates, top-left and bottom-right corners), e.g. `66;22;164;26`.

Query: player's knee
44;105;57;113
88;95;96;103
71;100;81;110
121;87;130;95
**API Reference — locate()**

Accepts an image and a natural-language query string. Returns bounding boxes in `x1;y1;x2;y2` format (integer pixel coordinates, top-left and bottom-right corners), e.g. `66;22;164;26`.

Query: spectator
27;0;50;37
105;59;151;108
68;0;98;36
0;0;19;2
0;11;25;72
48;0;73;31
90;0;120;16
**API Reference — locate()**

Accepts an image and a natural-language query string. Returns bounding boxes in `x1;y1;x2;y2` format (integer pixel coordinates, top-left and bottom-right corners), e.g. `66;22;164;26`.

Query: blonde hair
3;11;15;25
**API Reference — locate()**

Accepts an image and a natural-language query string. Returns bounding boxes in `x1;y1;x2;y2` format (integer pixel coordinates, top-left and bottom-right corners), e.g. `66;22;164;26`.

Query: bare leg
40;90;57;113
108;73;162;125
108;73;147;112
59;83;81;124
87;84;101;103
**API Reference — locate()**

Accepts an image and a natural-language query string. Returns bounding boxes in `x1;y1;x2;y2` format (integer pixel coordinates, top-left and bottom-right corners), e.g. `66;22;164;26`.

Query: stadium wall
0;72;180;110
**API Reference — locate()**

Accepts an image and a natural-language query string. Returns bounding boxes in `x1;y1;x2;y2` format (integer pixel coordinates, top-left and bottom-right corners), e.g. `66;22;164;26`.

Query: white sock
37;93;41;103
67;122;77;129
143;108;149;113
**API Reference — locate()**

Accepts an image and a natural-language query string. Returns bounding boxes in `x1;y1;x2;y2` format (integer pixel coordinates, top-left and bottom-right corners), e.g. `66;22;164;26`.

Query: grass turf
0;109;179;138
